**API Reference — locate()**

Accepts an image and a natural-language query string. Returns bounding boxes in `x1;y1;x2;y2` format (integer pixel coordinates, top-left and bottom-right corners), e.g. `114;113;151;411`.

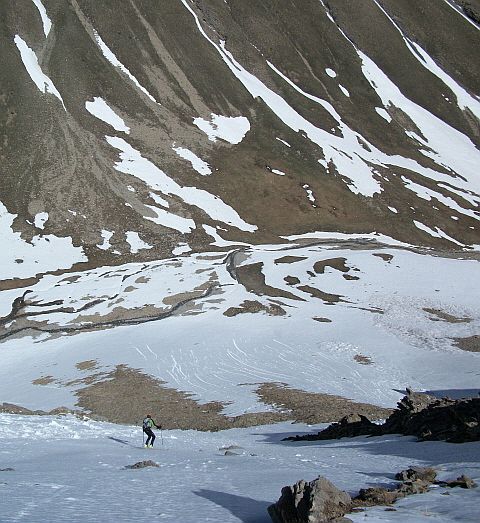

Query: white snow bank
85;97;130;134
31;0;52;38
106;136;256;232
0;202;86;279
125;231;153;253
34;212;49;230
173;146;212;175
93;29;159;104
14;35;65;110
193;114;250;144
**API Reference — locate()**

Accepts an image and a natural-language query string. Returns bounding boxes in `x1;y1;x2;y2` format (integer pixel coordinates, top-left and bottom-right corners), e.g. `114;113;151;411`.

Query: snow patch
375;106;392;122
85;97;130;134
31;0;52;38
193;114;250;144
339;84;350;97
0;202;86;279
34;212;49;230
93;29;159;104
173;146;212;175
96;230;114;251
125;231;153;253
325;68;337;78
106;136;256;232
14;35;65;110
145;206;195;234
172;243;192;255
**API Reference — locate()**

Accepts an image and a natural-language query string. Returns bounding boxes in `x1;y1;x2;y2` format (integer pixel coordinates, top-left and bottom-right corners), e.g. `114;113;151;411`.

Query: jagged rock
124;460;159;469
285;414;379;442
396;480;431;496
440;475;478;489
286;391;480;443
394;467;437;483
353;487;401;506
268;476;352;523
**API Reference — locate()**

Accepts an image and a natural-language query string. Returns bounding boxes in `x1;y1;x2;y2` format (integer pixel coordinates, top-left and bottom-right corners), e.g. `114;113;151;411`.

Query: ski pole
160;427;164;446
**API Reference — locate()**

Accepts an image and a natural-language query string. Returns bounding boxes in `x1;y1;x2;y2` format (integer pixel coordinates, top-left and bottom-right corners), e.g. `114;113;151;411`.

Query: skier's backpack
143;418;150;429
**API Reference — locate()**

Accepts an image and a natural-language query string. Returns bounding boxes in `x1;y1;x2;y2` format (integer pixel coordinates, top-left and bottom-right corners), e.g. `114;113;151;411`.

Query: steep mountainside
1;0;479;285
0;1;479;427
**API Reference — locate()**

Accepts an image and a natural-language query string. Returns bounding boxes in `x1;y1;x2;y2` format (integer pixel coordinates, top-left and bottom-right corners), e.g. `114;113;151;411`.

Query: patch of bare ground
75;359;99;371
255;383;392;423
424;308;472;324
297;285;346;303
32;375;56;385
0;403;72;416
313;317;332;323
75;365;288;430
313;258;350;274
224;300;286;317
274;256;307;264
284;276;300;285
453;335;480;352
372;253;394;262
235;262;304;301
354;354;374;365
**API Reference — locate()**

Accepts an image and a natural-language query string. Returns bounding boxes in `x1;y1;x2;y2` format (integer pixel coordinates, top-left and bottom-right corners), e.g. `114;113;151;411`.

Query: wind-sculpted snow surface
0;413;479;522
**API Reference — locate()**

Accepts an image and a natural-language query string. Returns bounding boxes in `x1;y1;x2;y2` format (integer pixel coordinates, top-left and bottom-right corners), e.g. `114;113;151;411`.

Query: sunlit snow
193;114;250;144
173;146;212;175
86;97;130;134
125;231;153;253
106;136;256;232
14;35;66;110
31;0;52;38
93;29;159;104
0;202;86;279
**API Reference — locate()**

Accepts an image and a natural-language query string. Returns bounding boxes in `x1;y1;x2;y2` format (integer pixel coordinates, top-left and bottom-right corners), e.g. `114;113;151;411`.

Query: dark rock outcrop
438;475;478;489
394;467;437;483
285;391;480;443
124;460;159;469
269;469;477;522
268;476;352;523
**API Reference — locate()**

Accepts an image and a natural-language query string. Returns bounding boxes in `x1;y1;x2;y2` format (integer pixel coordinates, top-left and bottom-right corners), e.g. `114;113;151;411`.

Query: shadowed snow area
0;414;479;523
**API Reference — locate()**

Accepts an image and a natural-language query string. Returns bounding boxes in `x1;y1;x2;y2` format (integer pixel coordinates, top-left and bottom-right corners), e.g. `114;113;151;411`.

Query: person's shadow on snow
194;489;271;523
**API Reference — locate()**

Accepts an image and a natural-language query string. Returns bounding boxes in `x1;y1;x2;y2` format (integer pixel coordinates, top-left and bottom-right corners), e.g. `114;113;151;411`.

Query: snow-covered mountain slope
1;413;479;523
1;3;480;520
1;0;479;279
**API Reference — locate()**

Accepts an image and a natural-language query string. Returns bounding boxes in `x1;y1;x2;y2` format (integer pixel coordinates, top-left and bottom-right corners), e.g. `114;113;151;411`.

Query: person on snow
142;414;161;448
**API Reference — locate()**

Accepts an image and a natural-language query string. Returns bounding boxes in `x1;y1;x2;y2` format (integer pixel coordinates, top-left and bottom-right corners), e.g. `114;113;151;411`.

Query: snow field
0;241;478;415
0;414;479;522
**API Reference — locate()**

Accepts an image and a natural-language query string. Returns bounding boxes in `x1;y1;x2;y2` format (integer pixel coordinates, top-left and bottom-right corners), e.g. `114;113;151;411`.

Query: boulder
285;414;379;442
440;475;478;489
268;476;352;523
124;460;159;469
394;467;437;483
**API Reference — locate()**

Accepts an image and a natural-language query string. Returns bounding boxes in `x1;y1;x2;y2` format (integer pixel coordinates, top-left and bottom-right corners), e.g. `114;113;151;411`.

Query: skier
142;414;161;448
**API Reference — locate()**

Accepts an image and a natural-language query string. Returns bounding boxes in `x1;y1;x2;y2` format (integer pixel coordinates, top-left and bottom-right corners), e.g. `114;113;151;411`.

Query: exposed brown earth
6;365;392;430
223;299;286;317
453;335;480;352
424;308;472;324
255;382;392;424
